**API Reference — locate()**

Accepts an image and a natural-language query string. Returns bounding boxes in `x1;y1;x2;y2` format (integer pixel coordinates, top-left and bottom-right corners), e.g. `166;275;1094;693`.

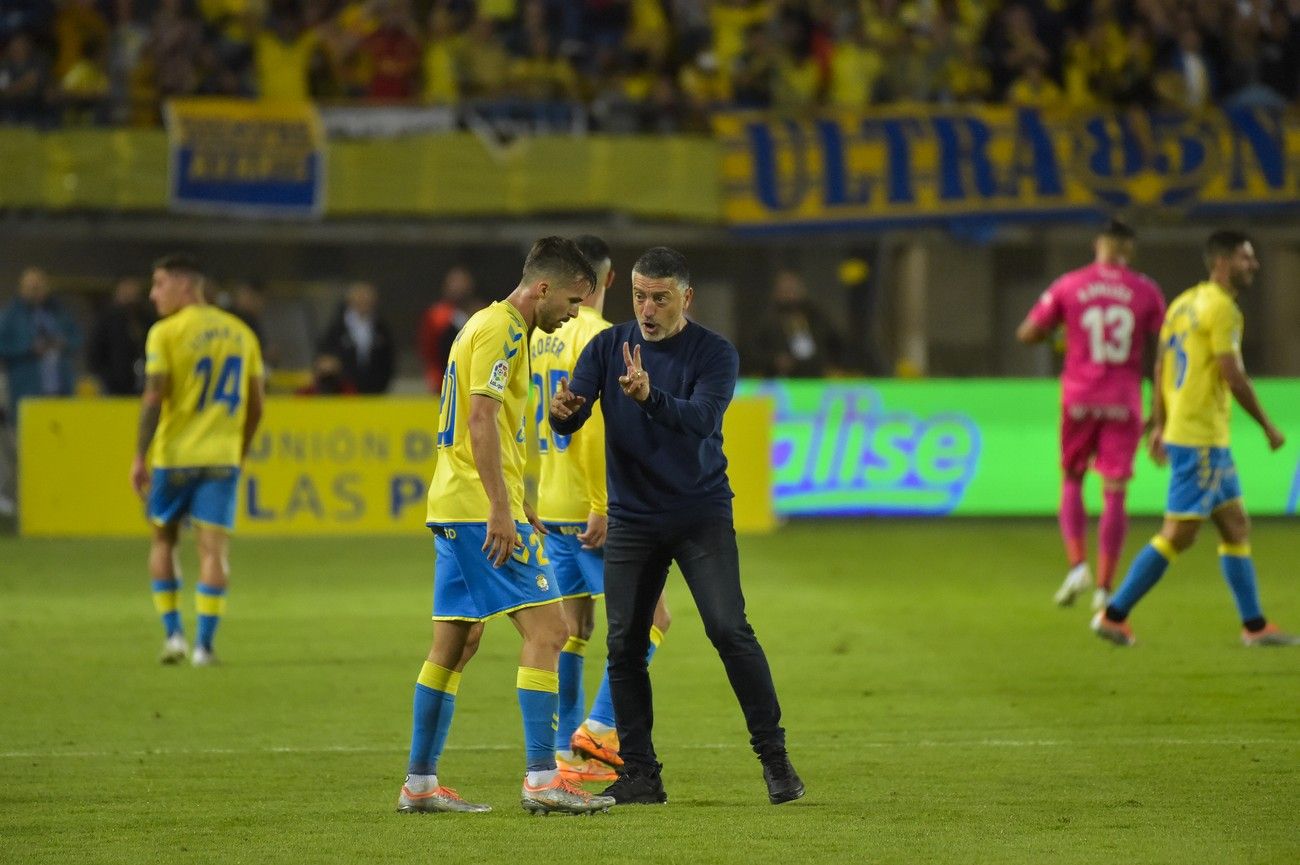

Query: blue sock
589;625;662;728
1108;538;1176;619
1219;543;1263;624
152;578;182;637
407;662;460;776
556;638;586;752
517;667;559;772
195;584;226;651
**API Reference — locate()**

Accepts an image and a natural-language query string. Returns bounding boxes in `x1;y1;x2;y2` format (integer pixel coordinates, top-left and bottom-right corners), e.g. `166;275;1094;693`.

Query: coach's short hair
631;247;690;288
1204;230;1253;268
522;236;597;294
153;253;205;281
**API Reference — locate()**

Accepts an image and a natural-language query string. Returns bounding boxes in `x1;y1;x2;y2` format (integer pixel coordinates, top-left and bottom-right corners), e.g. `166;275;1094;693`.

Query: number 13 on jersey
1081;305;1135;364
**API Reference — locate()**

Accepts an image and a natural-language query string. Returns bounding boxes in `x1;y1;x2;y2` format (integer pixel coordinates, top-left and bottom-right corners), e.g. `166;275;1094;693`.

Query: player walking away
530;235;672;785
130;255;265;666
1017;219;1167;611
1092;231;1297;648
396;237;616;817
550;247;803;807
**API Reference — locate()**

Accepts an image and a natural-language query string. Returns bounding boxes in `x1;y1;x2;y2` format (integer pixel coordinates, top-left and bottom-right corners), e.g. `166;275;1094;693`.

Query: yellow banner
0;127;720;220
715;106;1300;230
19;396;772;536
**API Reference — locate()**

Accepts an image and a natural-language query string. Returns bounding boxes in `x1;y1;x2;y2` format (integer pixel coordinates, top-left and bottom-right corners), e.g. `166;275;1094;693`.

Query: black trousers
603;516;786;769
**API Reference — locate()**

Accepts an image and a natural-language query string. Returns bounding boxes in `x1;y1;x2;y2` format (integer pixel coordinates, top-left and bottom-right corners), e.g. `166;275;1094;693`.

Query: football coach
549;246;803;807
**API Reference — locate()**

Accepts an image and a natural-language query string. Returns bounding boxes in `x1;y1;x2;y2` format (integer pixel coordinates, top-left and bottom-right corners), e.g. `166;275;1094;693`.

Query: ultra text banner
715;107;1300;232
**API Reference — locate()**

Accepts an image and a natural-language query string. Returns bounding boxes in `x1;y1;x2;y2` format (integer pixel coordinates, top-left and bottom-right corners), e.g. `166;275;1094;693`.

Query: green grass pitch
1;520;1297;864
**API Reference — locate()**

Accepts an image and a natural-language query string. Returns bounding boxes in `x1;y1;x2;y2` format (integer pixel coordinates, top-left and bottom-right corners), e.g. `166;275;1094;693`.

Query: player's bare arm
242;373;266;462
1015;316;1050;344
618;342;650;402
1146;353;1167;466
1217;352;1285;450
130;373;167;497
549;376;587;421
467;393;518;567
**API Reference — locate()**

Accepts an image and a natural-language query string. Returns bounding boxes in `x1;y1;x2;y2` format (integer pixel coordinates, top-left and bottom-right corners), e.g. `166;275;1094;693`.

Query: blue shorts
543;523;605;599
148;467;240;531
429;522;561;622
1165;445;1243;519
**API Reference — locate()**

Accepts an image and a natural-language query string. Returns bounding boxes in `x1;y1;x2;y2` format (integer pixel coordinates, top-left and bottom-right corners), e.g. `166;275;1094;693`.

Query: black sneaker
601;762;668;805
760;751;805;804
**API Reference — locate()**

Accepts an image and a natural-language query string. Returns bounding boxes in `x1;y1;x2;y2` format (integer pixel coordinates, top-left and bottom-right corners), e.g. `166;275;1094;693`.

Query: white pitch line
1;738;1294;760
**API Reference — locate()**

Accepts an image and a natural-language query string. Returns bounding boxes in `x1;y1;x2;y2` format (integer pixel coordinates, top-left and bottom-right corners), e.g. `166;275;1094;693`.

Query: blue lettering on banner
333;473;364;521
1226;105;1284;191
721;106;1300;231
404;430;434;462
748;384;981;516
285;474;325;520
246;474;276;520
748;119;809;211
390;474;426;518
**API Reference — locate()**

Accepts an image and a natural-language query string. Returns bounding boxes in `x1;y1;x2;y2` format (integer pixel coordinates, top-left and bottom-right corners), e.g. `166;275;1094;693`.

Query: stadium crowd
1;0;1298;130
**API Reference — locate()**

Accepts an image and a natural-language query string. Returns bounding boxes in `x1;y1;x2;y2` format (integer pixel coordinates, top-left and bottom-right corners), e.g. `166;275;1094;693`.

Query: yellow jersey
426;301;530;523
1160;281;1243;448
531;306;610;523
144;304;264;468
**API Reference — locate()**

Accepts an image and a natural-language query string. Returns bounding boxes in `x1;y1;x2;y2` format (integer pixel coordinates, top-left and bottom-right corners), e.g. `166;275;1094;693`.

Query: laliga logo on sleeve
488;359;509;395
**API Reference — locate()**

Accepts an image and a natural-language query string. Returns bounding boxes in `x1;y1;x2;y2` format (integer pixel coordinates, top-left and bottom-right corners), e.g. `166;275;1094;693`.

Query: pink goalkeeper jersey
1029;262;1166;416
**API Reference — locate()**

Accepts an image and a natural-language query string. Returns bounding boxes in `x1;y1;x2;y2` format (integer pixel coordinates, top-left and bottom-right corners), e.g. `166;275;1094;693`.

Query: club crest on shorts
488;359;509;394
536;573;549;591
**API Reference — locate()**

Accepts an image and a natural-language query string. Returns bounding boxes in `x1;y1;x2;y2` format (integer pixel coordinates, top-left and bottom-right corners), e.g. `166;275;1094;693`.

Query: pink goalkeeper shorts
1060;406;1142;481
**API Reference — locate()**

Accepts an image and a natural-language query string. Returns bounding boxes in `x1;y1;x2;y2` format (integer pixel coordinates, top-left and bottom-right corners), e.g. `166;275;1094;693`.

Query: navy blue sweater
551;319;736;525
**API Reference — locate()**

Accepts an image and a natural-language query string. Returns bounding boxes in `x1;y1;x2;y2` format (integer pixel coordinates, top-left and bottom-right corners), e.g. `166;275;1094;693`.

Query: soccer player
550;247;803;807
1017;219;1167;611
129;254;265;666
530;236;672;784
396;237;616;816
1092;230;1296;648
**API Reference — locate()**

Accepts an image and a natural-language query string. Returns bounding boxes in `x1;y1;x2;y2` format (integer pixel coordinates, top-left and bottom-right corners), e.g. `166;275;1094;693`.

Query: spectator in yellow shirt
829;18;884;109
1007;60;1064;109
458;16;511;99
254;6;321;101
422;4;461;104
510;31;579;101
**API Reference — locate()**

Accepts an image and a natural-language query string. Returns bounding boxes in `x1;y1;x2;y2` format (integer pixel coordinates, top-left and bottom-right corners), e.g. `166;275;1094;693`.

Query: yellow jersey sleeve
1207;295;1242;358
144;322;171;379
467;304;525;402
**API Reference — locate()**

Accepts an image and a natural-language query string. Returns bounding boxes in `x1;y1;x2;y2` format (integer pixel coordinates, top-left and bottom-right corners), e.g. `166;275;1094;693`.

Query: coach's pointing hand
619;342;650;402
550;376;586;421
